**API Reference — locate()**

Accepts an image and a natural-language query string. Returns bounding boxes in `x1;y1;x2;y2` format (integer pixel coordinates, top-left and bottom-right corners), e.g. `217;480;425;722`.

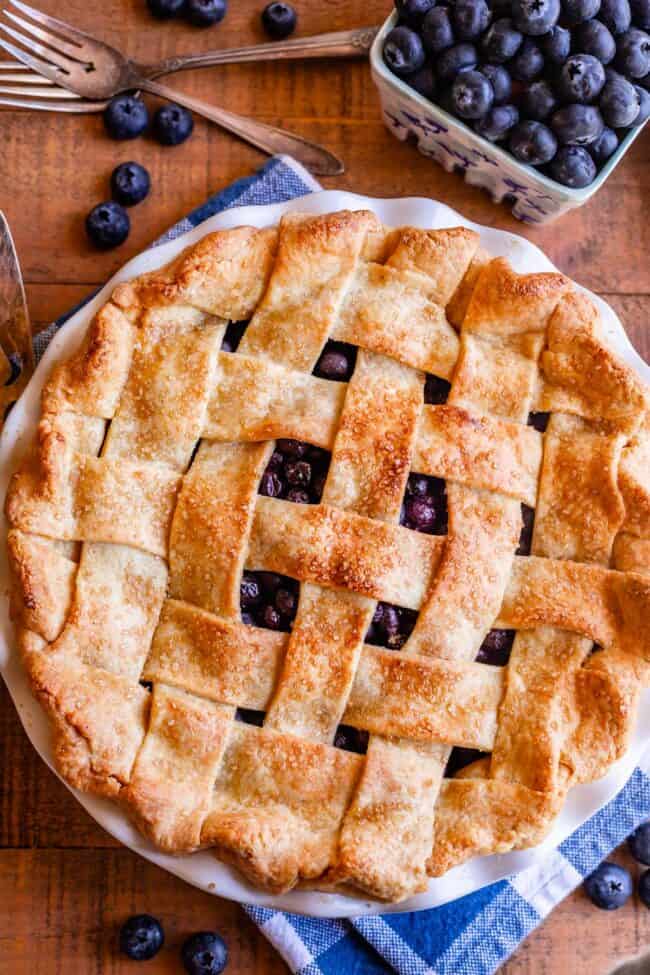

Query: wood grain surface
0;0;649;971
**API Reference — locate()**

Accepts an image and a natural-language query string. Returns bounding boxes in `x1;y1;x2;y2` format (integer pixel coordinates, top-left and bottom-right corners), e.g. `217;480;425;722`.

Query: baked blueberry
481;63;512;102
517;503;535;554
153;104;194;145
549;144;597;184
576;20;617;63
383;25;426;76
260;604;283;629
633;81;650;118
628;822;650;863
240;572;262;609
481;18;523;61
616;27;650;75
408;62;437;97
452;0;492;40
181;931;228;975
261;2;297;38
451;69;495;116
285;460;311;488
521;79;557;118
259;470;283;497
286;488;310;504
314;345;352;380
509;119;558;163
424;374;451;403
334;725;370;754
110;161;150;206
563;0;602;24
640;869;650;908
422;7;456;53
275;586;297;617
85;201;130;249
103;94;148;140
551;103;604;142
539;24;571;62
599;0;632;32
147;0;185;17
185;0;226;26
631;0;650;28
277;438;308;457
396;0;437;26
476;628;515;665
559;54;606;102
436;42;478;81
119;915;164;961
583;862;633;909
475;103;520;139
600;71;640;123
510;38;545;80
512;0;560;34
589;125;619;161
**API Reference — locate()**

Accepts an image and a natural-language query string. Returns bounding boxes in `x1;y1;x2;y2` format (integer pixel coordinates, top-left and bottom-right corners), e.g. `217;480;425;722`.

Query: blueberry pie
6;210;650;902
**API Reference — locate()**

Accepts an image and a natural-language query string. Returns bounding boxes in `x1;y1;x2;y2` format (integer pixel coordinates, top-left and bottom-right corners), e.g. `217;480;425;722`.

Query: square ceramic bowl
370;11;645;223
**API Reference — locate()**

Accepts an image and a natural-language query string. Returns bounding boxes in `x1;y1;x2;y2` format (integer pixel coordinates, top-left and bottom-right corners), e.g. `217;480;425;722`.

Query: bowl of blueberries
372;0;649;221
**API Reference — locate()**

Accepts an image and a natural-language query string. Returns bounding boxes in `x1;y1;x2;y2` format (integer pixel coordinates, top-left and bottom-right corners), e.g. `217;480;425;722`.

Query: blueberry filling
235;707;265;727
221;320;249;353
365;602;418;650
527;410;550;432
424;374;452;404
240;571;299;631
400;473;448;534
476;628;515;665
445;746;489;777
139;679;153;692
517;503;535;556
259;441;331;504
313;340;357;382
334;724;370;754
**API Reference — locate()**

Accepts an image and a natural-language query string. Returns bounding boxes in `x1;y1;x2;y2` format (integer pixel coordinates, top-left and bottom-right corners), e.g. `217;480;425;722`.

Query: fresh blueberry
583;862;633;910
633;81;650;118
549;144;597;184
600;70;641;123
383;25;426;76
559;54;606;102
451;69;495;116
599;0;632;32
408;62;437;97
539;24;571;62
103;94;148;140
314;346;351;380
475;103;520;138
589;125;619;160
452;0;492;40
509;119;558;163
181;932;228;975
436;42;478;81
576;20;617;62
185;0;226;26
153;103;194;145
422;7;456;53
482;17;523;61
563;0;602;24
631;0;650;27
480;63;512;101
510;38;545;79
261;2;296;39
640;870;650;908
147;0;185;17
110;161;150;206
85;201;130;249
521;79;557;117
551;103;604;142
240;572;262;609
628;822;650;864
512;0;560;34
396;0;437;26
616;27;650;75
120;915;164;962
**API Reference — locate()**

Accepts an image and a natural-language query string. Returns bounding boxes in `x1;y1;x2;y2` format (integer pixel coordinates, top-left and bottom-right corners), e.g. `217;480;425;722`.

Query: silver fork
0;0;346;176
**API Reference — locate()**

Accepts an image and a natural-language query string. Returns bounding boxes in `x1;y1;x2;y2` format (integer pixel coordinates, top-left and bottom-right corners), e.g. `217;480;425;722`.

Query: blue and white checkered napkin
43;155;650;975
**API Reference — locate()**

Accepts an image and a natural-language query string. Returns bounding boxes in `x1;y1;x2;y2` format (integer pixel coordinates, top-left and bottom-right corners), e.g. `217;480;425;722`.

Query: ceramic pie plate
1;191;649;919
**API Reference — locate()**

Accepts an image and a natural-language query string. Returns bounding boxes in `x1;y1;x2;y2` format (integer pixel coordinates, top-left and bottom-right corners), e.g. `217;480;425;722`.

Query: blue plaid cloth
40;154;650;975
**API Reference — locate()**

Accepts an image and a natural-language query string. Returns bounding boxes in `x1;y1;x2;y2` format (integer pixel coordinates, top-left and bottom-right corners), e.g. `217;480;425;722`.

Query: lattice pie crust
6;210;650;902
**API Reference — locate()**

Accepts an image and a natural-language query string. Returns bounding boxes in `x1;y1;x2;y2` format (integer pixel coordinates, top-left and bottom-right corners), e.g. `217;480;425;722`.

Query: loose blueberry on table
261;2;297;39
119;914;165;961
153;104;195;145
628;821;650;864
583;862;633;909
181;931;229;975
103;94;149;140
185;0;227;27
110;162;151;206
85;201;130;249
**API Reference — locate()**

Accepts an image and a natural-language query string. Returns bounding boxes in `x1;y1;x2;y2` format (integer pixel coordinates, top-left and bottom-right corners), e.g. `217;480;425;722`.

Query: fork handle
140;79;344;177
146;26;380;77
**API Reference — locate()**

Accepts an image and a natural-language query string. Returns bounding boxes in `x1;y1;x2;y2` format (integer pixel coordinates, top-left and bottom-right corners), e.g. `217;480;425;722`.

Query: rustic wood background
1;0;649;971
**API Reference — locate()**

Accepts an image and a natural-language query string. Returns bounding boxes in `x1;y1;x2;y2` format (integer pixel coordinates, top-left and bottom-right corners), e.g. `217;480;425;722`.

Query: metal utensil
0;211;33;427
0;0;345;176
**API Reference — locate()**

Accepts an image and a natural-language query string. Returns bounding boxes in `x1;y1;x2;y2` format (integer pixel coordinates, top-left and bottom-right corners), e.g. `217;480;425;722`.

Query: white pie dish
1;189;649;919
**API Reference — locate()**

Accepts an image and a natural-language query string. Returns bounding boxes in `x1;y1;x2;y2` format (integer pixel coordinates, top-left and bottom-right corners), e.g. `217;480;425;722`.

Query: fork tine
0;91;105;110
0;82;79;97
9;0;99;51
0;68;57;83
4;9;89;62
0;23;78;74
0;35;66;84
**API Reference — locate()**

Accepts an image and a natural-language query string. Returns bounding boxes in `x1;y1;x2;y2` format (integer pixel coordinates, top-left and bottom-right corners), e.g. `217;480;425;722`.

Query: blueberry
315;347;350;380
628;822;650;864
259;470;283;497
549;144;598;184
147;0;185;17
600;71;640;123
261;2;296;39
110;161;150;207
539;24;571;62
240;572;262;609
396;0;437;26
583;862;633;909
407;474;430;496
640;870;650;908
551;103;604;142
482;18;523;61
640;69;650;85
103;94;148;140
334;725;369;754
480;63;512;101
422;7;456;53
589;125;619;160
424;374;451;403
408;62;437;97
475;102;520;138
85;201;130;249
576;20;617;63
436;42;478;81
185;0;226;26
476;629;515;665
404;495;437;531
181;931;228;975
511;38;545;79
600;0;632;32
275;587;297;616
153;104;194;145
517;503;535;554
277;438;308;457
512;0;560;34
616;27;650;75
260;604;283;629
383;25;426;76
285;460;311;487
286;488;310;504
559;54;606;102
120;915;164;962
509;119;558;162
451;69;495;116
452;0;492;40
633;81;650;118
563;0;602;24
631;0;650;27
521;79;557;117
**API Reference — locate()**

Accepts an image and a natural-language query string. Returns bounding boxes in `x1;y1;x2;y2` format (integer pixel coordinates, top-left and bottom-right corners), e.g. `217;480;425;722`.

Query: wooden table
1;1;649;971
